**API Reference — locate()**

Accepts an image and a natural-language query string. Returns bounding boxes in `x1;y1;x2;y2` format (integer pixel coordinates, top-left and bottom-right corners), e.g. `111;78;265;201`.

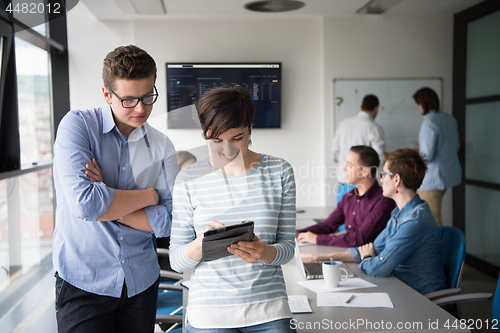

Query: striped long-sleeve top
169;154;296;328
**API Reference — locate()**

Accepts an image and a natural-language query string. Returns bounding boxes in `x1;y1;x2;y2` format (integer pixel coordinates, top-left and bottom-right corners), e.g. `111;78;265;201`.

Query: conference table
179;213;469;332
286;217;469;332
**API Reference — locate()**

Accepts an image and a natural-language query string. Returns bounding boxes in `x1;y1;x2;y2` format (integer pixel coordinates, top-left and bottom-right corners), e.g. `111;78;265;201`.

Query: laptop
294;242;353;280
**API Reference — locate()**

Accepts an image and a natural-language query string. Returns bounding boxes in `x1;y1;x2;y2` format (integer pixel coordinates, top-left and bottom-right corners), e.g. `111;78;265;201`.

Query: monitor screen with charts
166;63;281;129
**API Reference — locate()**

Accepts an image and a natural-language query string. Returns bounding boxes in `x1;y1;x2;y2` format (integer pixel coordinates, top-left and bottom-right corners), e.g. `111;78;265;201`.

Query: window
15;37;52;167
453;0;500;276
0;36;3;78
0;0;69;321
0;169;54;298
12;0;48;37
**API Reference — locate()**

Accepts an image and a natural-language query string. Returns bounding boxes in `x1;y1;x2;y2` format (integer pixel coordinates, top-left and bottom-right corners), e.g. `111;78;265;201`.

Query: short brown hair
102;45;157;90
383;148;428;192
349;145;380;178
413;87;440;115
196;87;255;140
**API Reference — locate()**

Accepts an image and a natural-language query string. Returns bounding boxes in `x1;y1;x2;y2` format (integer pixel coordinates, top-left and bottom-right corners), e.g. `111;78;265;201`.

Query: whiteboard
334;78;442;153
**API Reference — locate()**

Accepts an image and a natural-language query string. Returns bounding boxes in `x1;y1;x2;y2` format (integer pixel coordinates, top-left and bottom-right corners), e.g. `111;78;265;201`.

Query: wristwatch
362;254;373;261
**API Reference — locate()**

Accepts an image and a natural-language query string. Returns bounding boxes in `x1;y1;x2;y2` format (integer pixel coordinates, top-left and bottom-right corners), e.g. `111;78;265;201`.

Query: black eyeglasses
107;85;158;108
379;171;406;181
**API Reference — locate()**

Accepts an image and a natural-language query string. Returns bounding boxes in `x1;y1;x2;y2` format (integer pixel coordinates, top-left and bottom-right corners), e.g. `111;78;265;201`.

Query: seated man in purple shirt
296;146;395;247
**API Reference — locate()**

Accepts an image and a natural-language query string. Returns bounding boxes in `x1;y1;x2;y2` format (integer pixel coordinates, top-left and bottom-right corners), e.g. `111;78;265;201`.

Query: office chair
156;280;183;332
424;226;494;319
494;274;500;323
153;238;185;332
430;270;496;320
424;226;466;301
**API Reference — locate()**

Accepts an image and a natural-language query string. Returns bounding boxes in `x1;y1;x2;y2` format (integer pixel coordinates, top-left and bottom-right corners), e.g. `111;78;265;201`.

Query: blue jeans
55;272;159;333
186;318;296;333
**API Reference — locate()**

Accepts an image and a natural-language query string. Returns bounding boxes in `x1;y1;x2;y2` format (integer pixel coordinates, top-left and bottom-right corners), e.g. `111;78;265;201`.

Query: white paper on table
297;278;376;293
297;242;313;247
317;292;394;308
288;295;313;313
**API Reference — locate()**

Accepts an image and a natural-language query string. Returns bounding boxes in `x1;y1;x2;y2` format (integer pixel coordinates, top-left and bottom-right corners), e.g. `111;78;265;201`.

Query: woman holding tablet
303;148;447;295
169;87;296;332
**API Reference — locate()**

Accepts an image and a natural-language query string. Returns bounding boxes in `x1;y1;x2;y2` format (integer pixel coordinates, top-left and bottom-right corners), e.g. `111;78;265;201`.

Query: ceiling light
115;0;166;15
356;0;403;15
244;0;305;13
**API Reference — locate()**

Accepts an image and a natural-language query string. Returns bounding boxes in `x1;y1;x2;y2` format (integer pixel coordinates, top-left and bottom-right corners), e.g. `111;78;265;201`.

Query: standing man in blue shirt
52;45;178;333
413;87;461;226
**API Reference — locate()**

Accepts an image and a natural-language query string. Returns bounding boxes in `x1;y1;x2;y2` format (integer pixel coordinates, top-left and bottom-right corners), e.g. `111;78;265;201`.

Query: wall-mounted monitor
166;63;281;129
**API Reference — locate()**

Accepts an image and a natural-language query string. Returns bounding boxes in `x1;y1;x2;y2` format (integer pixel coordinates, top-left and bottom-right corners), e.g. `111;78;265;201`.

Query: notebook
294;242;353;280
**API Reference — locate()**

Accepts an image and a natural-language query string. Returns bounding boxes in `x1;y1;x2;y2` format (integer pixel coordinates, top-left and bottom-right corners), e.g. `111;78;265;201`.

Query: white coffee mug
322;261;349;288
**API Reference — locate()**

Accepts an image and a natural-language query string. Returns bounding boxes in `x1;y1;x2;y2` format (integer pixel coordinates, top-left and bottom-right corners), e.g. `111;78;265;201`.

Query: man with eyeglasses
52;45;178;333
296;146;395;247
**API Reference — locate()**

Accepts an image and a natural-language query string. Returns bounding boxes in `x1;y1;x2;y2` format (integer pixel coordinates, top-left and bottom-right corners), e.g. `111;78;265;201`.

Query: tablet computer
202;221;254;262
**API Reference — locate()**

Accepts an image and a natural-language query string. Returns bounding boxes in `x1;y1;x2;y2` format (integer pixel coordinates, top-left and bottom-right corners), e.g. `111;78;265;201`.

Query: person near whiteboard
332;95;385;205
413;87;461;226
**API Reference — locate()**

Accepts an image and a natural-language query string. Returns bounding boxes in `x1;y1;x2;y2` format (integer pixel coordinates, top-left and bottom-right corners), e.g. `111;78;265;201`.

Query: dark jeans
55;273;159;333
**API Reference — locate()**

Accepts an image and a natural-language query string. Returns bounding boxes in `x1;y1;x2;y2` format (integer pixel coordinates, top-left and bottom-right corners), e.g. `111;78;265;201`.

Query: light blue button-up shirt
418;110;461;191
52;105;178;297
349;195;447;294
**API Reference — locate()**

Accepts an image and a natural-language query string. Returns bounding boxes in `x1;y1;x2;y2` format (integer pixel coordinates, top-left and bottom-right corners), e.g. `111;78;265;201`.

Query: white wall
322;14;455;225
67;4;133;108
67;4;456;223
135;18;324;209
68;3;324;207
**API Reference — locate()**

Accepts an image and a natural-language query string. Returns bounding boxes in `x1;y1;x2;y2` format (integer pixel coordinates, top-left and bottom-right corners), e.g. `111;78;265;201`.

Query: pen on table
345;294;355;304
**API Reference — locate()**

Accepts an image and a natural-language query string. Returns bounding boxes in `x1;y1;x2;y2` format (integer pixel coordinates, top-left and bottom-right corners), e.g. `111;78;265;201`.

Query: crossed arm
86;159;157;232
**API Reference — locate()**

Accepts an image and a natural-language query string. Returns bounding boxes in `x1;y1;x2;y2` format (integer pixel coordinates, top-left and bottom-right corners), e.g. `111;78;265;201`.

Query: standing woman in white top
413;87;461;226
169;87;296;332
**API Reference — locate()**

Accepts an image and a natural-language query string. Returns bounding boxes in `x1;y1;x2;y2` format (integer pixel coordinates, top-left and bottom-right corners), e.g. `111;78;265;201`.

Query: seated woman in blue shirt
303;148;447;294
